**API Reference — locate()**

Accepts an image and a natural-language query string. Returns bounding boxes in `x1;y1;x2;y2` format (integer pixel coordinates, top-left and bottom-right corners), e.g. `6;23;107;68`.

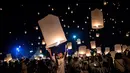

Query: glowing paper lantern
104;47;110;55
96;47;102;54
42;40;46;45
76;38;81;44
86;49;91;57
67;42;72;49
115;44;122;53
40;50;42;53
96;33;100;37
79;46;87;55
90;41;96;49
91;8;104;29
122;45;127;52
38;14;67;48
4;54;12;62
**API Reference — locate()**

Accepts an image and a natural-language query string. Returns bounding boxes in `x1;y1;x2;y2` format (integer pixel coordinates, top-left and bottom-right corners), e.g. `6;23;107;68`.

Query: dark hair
115;53;122;59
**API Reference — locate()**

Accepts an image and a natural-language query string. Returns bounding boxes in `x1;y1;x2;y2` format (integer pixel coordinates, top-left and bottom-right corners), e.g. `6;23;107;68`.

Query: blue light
30;50;33;53
73;35;76;39
16;48;20;52
19;46;21;48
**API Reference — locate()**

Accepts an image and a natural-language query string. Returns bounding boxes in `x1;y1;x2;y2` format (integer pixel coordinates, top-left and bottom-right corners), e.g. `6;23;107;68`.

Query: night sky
0;0;129;54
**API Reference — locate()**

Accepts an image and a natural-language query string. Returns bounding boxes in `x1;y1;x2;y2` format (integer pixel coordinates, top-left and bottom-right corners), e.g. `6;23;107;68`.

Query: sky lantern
79;46;87;55
67;42;72;49
42;39;46;45
4;54;12;62
38;14;67;48
91;8;104;29
115;44;122;53
96;47;102;54
76;38;81;44
96;33;100;37
90;41;96;49
86;49;91;57
122;45;127;52
104;47;110;55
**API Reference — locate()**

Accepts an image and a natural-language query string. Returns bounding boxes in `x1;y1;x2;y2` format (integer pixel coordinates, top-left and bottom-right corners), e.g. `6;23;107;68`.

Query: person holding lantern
47;48;66;73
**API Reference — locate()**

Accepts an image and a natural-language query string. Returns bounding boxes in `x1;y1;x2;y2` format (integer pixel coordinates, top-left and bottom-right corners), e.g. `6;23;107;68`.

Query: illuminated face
58;53;63;58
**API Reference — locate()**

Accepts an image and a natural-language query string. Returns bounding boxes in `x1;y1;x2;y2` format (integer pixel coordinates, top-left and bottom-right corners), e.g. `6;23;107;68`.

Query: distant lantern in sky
85;21;87;24
68;6;70;10
76;3;78;6
24;31;27;34
122;45;127;52
71;11;73;14
42;40;46;45
77;25;79;28
97;47;102;54
0;8;2;10
90;41;96;49
105;47;110;55
31;43;33;46
51;8;54;11
38;42;40;45
35;26;38;30
40;50;42;53
9;32;12;34
38;36;41;39
73;20;75;23
104;1;107;5
96;33;100;37
126;33;129;37
67;42;72;49
38;14;67;48
89;7;91;10
38;12;40;15
79;46;87;55
91;8;104;29
86;49;91;57
115;44;122;53
76;38;81;44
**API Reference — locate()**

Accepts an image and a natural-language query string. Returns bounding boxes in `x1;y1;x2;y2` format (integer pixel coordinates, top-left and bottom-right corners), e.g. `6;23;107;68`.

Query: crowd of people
0;49;130;73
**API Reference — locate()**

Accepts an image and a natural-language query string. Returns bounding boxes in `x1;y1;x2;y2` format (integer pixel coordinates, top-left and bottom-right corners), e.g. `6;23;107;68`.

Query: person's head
115;53;122;59
57;53;63;59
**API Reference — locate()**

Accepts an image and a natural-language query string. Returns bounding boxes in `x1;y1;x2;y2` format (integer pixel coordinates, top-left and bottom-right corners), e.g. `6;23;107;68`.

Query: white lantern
76;38;81;44
86;49;91;57
42;40;46;45
4;54;12;62
91;8;104;29
79;46;87;55
96;47;102;54
38;14;67;48
104;47;110;55
122;45;127;52
40;50;42;53
90;41;96;49
67;42;72;49
96;33;100;37
115;44;122;53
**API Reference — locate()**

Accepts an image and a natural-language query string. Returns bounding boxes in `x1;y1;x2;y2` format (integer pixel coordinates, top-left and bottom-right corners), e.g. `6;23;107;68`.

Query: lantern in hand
38;14;67;48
